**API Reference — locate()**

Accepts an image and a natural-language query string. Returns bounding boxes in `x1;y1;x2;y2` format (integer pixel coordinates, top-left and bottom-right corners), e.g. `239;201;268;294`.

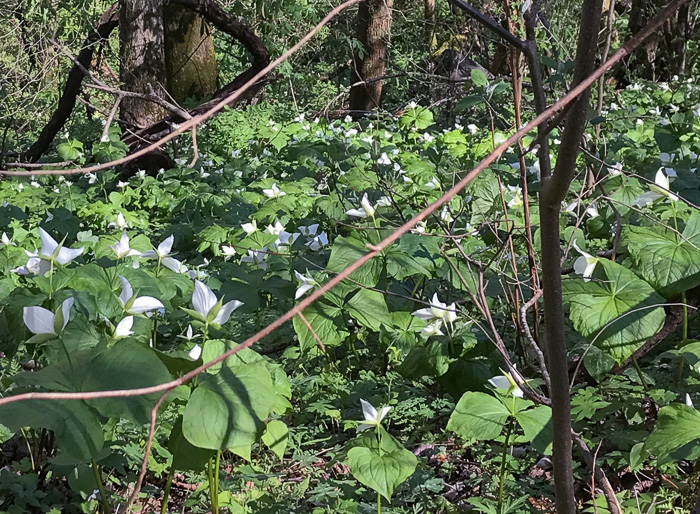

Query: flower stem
497;417;514;512
631;355;649;392
676;290;689;384
377;492;382;514
160;465;175;514
48;260;54;300
90;459;110;513
208;455;217;514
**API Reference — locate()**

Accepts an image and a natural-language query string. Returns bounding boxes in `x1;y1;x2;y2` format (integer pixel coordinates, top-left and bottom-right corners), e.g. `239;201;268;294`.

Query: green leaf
562;259;665;362
0;399;102;462
182;364;276;451
398;341;449;379
345;288;391;331
514;405;552;454
643;404;700;460
625;211;700;297
293;301;349;351
326;235;382;287
168;416;214;472
386;234;442;280
347;431;417;501
261;419;288;460
447;392;510;441
471;68;488;87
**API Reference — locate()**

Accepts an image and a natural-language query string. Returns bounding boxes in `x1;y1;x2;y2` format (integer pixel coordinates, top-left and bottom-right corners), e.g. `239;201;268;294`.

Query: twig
297;312;327;353
100;95;122;144
519;290;550;390
189;126;199;168
572;431;622;514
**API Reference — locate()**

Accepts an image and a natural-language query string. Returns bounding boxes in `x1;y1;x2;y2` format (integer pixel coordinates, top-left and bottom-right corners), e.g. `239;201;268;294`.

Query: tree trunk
349;0;393;112
626;0;694;80
164;6;218;103
424;0;436;49
119;0;167;128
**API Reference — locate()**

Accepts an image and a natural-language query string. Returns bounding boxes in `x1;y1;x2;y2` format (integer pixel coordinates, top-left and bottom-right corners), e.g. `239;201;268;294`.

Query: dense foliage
2;0;700;513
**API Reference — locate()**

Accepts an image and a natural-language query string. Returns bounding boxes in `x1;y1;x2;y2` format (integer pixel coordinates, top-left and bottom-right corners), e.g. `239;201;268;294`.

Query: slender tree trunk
119;0;167;128
349;0;394;112
164;6;218;104
424;0;436;49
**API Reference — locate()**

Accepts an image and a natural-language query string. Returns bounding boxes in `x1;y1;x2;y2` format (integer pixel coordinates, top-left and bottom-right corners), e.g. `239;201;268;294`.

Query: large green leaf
347;430;417;501
643;404;700;460
326;235;382;287
447;392;510;441
562;259;665;363
625;211;700;297
261;419;288;460
293;301;349;351
12;342;172;424
398;341;450;379
386;234;442;280
168;416;214;472
182;364;276;451
0;399;103;462
514;405;552;454
345;288;391;331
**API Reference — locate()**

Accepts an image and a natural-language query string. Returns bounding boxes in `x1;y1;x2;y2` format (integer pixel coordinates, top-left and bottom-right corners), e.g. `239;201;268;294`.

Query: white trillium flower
141;235;174;260
241;248;268;270
110;232;141;259
306;232;328;251
262;183;286;198
24;228;84;276
24;298;74;336
635;169;678;206
421;319;444;337
346;194;378;218
572;240;598;281
241;220;258;234
488;368;524;398
221;245;237;260
298;224;319;237
294;271;317;299
377;153;391;165
118;276;164;315
191;280;243;327
188;344;203;360
0;233;15;247
114;316;134;338
507;185;523;209
357;399;391;433
108;213;128;231
267;221;286;235
440;206;453;225
412;293;457;325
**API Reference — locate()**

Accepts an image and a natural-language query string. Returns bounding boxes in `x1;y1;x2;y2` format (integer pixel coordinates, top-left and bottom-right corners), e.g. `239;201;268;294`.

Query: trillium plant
183;279;243;335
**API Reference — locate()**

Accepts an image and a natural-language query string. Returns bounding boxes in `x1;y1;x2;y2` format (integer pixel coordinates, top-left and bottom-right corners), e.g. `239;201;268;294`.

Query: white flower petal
345;208;368;218
212;299;243;326
192;280;218;318
188;344;202;360
115;316;134;337
360;399;378;422
38;228;59;257
295;283;314;299
60;298;74;331
23;306;55;335
56;245;84;265
157;235;174;257
118;276;133;307
128;296;164;314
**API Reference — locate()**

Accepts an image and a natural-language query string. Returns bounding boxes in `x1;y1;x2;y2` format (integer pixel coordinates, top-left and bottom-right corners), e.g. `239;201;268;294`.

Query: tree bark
349;0;393;112
164;6;218;103
424;0;436;49
119;0;168;128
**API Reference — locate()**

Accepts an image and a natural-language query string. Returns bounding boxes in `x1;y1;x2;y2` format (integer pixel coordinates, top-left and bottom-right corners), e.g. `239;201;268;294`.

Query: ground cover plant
1;0;700;513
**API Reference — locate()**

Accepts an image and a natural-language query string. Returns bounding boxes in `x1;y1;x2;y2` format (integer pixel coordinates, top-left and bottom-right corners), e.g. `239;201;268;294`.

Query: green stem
631;355;649;392
160;465;175;514
91;459;110;513
497;417;514;512
676;291;689;384
208;456;217;514
152;317;158;350
214;449;221;513
377;492;382;514
48;260;54;300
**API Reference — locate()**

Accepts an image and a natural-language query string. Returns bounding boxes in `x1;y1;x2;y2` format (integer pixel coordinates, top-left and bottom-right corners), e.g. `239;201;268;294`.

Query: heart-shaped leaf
447;391;510;441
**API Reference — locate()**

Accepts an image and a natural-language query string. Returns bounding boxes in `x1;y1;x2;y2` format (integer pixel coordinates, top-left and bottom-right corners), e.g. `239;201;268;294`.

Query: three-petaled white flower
24;228;84;276
298;224;319;237
262;183;286;198
357;399;391;433
110;233;141;259
118;276;164;315
294;271;317;299
141;235;182;271
108;213;128;231
24;298;74;336
306;232;329;251
572;240;598;281
241;220;258;234
635;169;679;206
188;280;243;328
412;293;457;337
221;245;237;260
346;194;378;219
241;248;268;270
0;232;15;247
487;368;524;398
